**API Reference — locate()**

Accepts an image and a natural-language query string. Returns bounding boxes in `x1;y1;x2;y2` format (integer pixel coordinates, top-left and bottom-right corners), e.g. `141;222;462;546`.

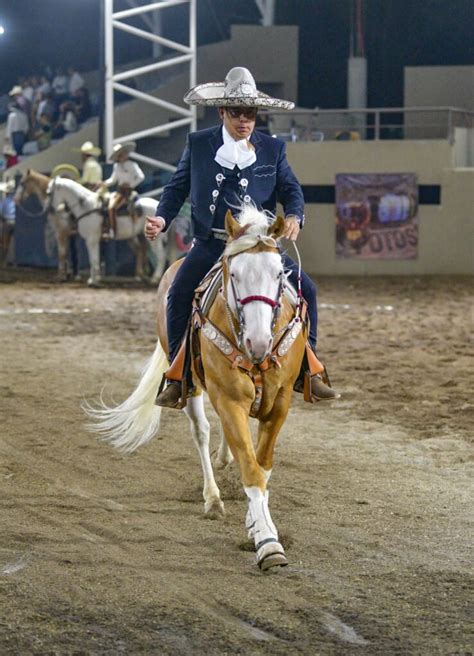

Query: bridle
226;257;285;353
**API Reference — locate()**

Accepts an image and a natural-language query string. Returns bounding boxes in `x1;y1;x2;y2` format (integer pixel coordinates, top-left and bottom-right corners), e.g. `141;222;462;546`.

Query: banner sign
335;173;418;259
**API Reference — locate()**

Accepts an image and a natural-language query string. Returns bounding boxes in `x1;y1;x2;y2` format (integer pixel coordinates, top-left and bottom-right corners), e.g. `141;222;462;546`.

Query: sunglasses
226;107;258;120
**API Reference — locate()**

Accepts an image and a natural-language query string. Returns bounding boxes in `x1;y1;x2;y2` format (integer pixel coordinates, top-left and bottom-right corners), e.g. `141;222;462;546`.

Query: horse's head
223;208;286;364
14;169;50;205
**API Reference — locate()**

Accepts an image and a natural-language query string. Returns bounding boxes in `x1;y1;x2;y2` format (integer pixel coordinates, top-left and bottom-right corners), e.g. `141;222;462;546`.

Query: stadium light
0;26;5;35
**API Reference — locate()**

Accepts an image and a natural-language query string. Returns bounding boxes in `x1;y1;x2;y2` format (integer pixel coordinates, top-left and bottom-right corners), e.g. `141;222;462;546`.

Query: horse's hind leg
213;424;234;470
184;393;224;517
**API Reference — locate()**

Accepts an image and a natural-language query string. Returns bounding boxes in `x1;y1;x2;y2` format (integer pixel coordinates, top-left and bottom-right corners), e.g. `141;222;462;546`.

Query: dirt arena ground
1;268;472;655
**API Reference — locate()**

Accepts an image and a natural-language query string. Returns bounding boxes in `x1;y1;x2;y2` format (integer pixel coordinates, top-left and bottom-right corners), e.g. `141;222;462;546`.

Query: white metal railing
104;0;196;197
260;107;474;143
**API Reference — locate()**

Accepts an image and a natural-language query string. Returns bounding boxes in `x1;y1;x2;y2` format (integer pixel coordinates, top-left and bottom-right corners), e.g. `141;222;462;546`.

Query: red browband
239;295;280;308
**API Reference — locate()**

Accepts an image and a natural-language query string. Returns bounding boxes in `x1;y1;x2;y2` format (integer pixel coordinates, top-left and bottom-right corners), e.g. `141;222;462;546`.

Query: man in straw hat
103;142;145;239
5;87;29;156
77;141;103;190
145;66;339;407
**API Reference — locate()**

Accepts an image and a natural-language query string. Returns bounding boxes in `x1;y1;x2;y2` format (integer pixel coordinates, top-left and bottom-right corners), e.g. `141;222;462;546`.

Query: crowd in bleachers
2;66;92;166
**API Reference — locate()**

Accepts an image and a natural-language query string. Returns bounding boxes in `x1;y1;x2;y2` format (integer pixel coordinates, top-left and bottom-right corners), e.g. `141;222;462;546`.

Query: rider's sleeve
104;164;117;187
132;162;145;187
275;141;305;228
154;137;191;231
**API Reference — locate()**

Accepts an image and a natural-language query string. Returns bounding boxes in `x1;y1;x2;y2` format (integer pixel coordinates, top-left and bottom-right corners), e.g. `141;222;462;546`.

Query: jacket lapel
208;126;223;156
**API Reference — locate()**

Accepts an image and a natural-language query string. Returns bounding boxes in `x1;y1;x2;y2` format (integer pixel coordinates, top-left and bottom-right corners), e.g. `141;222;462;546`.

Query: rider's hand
282;216;300;241
145;216;166;241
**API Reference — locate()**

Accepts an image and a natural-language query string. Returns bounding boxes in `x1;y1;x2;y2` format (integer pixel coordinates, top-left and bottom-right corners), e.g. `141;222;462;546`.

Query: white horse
16;170;183;286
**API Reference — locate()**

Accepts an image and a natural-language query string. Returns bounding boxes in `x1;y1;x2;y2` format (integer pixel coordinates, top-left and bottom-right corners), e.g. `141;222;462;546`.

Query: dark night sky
0;0;473;108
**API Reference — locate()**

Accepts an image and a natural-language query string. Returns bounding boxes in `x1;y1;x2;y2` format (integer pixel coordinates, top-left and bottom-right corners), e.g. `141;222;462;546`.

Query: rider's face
219;107;257;140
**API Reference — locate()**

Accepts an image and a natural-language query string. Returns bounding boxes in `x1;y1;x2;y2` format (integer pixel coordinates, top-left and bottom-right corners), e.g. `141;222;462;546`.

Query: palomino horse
86;206;308;571
15;170;179;286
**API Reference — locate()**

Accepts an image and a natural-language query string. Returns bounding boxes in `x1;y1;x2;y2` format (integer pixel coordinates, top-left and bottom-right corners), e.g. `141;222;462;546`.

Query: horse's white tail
84;339;168;453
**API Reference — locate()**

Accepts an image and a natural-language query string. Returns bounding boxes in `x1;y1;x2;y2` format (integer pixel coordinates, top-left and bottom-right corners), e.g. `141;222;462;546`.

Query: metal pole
189;0;197;131
104;0;114;159
98;0;106;159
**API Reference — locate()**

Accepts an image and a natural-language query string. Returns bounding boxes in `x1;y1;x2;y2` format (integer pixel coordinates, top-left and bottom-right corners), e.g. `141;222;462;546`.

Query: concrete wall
404;66;474;110
285;140;473;275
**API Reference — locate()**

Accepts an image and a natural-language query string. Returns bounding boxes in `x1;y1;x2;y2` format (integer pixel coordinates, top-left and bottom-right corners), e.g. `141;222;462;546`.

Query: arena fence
263;107;474;143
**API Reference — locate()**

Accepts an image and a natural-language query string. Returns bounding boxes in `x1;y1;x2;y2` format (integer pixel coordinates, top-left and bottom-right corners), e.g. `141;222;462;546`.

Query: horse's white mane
224;205;277;257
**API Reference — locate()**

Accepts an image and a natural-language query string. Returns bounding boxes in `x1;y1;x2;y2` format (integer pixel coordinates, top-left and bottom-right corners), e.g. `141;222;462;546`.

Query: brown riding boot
310;373;341;400
155;380;183;408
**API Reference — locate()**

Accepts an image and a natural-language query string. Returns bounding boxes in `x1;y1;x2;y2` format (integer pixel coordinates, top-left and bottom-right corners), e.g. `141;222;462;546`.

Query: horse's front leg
255;385;293;481
183;393;224;517
56;228;70;282
213;393;287;570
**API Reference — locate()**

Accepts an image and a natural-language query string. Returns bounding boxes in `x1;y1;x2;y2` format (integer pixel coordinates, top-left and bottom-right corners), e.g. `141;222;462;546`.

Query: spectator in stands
36;75;52;99
5;90;29;155
13;79;30;114
3;144;18;169
78;141;103;190
68;66;85;97
104;142;144;239
52;67;69;105
52;100;78;138
34;113;52;151
72;87;91;123
34;92;55;129
0;179;16;267
22;77;36;106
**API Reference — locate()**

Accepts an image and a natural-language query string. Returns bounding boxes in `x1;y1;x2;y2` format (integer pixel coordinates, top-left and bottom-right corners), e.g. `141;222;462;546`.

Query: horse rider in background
144;66;340;409
103;142;144;239
78;141;103;191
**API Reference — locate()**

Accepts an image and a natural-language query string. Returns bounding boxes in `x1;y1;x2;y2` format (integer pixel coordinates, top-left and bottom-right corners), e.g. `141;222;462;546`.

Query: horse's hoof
204;497;225;518
213;455;232;470
87;279;101;288
257;541;288;571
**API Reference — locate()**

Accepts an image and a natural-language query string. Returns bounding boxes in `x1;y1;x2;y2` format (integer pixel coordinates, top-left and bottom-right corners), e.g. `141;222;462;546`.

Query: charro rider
145;66;340;408
104;141;145;239
78;141;103;191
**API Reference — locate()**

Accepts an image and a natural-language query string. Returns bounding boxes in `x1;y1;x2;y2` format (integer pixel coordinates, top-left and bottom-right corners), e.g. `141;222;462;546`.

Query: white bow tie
215;127;257;170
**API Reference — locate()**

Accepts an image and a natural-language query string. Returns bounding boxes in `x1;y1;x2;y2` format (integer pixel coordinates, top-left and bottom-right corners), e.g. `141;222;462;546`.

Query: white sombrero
184;67;295;110
8;85;23;97
77;141;101;157
0;179;15;193
110;142;136;161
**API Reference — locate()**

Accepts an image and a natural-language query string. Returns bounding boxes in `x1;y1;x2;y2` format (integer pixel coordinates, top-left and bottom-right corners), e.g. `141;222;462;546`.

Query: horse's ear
225;210;240;238
269;215;286;239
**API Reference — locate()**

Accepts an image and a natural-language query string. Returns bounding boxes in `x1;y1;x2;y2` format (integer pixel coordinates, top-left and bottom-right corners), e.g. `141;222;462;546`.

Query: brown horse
86;206;308;570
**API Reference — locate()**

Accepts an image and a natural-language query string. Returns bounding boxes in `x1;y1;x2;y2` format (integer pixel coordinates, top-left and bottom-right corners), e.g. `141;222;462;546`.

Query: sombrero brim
184;82;295;110
110;142;136;161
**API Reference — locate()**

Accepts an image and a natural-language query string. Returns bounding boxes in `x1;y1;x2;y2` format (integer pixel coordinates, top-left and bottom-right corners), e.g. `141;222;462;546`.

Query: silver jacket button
212;189;219;198
216;173;224;183
210;204;216;213
243;194;251;203
240;178;248;187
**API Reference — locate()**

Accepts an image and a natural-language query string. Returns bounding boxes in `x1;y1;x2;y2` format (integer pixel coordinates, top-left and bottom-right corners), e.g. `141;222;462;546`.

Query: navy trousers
167;237;318;362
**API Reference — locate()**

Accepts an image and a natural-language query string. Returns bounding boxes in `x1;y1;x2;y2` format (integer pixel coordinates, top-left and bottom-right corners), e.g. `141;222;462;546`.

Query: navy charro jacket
156;126;305;239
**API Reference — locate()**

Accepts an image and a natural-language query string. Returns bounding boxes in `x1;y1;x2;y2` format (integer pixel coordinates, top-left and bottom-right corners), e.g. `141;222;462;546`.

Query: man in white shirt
5;92;29;155
78;141;103;190
104;142;144;238
68;67;85;97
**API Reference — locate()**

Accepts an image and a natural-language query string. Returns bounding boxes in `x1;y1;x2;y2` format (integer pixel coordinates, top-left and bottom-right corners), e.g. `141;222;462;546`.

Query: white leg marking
184;395;224;516
244;486;287;569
